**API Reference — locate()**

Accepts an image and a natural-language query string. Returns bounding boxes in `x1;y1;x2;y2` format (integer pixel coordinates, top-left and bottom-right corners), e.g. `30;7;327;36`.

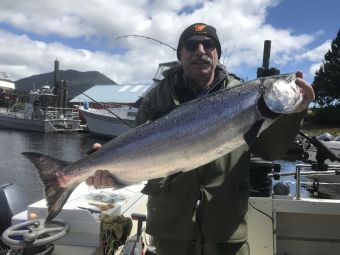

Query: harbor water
0;128;110;204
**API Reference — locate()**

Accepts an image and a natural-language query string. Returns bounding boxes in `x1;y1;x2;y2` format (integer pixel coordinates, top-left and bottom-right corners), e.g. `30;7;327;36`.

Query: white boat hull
248;196;340;255
80;107;137;137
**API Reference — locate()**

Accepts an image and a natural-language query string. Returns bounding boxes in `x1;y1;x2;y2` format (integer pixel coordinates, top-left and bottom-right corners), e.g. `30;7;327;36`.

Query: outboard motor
0;183;28;236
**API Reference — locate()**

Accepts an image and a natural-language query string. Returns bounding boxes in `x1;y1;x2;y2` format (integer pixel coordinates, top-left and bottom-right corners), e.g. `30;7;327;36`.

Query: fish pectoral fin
160;171;183;188
109;173;133;188
243;119;264;145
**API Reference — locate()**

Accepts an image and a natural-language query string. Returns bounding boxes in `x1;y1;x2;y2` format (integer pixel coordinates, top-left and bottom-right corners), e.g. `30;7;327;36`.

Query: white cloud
0;0;328;85
301;40;331;62
301;40;332;77
309;62;323;78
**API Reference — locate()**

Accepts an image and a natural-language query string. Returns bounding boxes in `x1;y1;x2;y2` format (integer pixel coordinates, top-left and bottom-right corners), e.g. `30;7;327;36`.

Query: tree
313;29;340;107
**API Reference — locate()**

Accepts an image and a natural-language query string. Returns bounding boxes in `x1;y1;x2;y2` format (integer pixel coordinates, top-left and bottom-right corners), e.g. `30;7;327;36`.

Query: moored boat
79;105;137;137
75;61;179;138
0;61;83;133
0;85;82;133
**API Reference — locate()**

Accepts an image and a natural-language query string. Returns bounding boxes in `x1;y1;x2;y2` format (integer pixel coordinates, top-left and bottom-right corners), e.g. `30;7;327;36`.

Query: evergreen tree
313;29;340;107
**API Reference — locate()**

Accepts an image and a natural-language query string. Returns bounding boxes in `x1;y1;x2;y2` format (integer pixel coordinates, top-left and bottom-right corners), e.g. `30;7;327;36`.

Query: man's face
180;35;218;81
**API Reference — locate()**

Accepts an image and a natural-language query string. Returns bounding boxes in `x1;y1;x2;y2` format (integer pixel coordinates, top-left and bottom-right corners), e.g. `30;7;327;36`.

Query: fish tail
22;152;72;222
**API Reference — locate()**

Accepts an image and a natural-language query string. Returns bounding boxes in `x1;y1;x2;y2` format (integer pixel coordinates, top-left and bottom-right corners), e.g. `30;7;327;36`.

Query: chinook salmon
23;73;302;222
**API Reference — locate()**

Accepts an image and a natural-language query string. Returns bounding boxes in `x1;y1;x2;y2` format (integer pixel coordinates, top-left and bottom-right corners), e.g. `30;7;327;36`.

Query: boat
0;85;82;133
1;162;340;254
0;73;17;109
0;61;83;133
79;104;138;137
1;133;340;255
77;61;179;138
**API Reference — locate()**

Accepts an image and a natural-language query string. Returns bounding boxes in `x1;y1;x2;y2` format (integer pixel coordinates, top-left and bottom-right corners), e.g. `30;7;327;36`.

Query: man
86;23;315;255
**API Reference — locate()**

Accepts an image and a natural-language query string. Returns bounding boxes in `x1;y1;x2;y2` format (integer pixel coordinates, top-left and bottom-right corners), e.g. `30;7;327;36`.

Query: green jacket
136;64;304;242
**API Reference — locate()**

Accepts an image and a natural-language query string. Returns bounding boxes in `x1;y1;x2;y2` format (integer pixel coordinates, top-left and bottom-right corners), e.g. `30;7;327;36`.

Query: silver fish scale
22;74;303;222
64;74;300;184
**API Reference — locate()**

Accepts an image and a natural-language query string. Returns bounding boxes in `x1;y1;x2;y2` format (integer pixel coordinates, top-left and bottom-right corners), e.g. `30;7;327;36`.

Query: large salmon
23;73;302;221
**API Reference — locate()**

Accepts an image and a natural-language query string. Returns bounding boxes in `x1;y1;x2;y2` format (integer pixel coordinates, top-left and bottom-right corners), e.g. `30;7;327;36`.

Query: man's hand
294;71;315;112
85;170;115;188
85;143;115;188
85;142;103;155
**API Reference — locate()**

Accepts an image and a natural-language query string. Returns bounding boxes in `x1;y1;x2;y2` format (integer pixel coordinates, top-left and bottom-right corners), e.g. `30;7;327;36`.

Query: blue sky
264;0;339;80
0;0;339;86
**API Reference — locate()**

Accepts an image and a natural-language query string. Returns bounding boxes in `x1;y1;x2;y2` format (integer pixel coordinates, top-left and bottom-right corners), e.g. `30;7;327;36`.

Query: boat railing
41;107;80;120
0;107;25;118
89;106;137;119
269;163;340;199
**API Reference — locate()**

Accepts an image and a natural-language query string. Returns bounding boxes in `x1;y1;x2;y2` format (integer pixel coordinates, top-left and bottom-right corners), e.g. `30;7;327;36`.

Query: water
0;129;110;204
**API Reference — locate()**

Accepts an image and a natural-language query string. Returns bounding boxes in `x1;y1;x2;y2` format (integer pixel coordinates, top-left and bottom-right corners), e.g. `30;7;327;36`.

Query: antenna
222;48;228;67
0;72;10;80
117;35;176;51
224;39;238;69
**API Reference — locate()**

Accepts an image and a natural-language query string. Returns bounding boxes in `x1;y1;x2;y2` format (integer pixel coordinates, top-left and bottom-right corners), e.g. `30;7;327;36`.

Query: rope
100;214;133;255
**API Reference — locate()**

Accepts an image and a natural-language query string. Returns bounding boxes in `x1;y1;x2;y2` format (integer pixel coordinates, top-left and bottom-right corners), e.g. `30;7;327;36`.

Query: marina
0;61;82;133
0;92;82;133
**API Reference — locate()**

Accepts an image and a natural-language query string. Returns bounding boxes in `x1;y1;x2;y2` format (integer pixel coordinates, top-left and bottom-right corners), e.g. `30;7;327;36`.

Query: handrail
268;163;340;199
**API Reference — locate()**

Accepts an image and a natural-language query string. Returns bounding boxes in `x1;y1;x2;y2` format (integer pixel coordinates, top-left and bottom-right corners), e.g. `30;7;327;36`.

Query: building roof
0;79;15;90
70;84;152;104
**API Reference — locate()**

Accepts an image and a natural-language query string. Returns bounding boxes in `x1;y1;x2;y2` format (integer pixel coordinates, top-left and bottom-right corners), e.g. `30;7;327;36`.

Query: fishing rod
68;86;135;128
223;38;238;68
116;34;177;51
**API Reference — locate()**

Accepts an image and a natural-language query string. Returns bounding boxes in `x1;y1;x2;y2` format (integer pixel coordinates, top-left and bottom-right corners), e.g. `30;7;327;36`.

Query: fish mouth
263;73;302;114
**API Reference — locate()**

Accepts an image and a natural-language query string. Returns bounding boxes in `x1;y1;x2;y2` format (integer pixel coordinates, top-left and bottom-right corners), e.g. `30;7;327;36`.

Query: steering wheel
1;219;69;248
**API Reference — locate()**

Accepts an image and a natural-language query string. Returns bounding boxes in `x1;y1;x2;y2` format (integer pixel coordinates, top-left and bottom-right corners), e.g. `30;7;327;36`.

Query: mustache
189;55;212;65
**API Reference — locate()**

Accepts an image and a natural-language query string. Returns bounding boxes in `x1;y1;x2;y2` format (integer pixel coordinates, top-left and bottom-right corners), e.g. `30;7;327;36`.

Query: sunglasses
183;39;216;52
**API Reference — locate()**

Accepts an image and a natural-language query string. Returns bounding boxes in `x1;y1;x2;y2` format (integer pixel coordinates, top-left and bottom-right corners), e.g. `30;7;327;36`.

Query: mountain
15;70;116;99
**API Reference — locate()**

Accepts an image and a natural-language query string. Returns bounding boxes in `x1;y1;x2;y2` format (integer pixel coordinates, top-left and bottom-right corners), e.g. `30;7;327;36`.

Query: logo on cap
194;24;207;32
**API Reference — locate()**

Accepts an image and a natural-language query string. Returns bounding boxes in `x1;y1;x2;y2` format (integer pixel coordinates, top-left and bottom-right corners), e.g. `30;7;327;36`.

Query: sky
0;0;339;87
